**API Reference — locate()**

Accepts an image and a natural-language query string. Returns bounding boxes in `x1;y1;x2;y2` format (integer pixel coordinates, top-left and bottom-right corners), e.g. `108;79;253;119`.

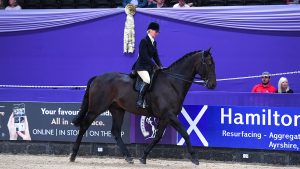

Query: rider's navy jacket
132;35;162;73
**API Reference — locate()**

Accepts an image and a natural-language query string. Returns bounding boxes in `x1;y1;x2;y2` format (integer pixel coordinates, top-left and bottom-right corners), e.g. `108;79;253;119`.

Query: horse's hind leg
139;118;168;164
70;111;98;162
169;115;199;165
109;105;133;164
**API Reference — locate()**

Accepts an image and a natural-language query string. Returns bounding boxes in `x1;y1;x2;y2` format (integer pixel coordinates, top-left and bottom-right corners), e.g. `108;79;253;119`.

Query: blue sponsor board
178;105;300;152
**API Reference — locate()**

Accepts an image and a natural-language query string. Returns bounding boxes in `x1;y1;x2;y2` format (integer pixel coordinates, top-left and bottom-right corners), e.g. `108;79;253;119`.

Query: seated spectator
156;0;167;7
147;0;167;7
0;0;4;9
5;0;22;10
287;0;299;4
147;0;157;7
276;77;294;93
173;0;191;8
123;0;148;8
251;72;276;93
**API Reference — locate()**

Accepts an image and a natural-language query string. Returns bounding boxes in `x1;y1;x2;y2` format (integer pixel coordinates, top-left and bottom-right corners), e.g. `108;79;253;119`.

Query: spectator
123;0;148;8
147;0;167;7
5;0;22;10
173;0;191;8
276;77;293;93
147;0;157;7
252;72;276;93
0;0;4;9
156;0;167;7
287;0;299;4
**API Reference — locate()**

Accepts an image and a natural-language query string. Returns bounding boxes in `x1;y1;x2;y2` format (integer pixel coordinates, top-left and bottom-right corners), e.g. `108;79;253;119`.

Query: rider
132;22;163;108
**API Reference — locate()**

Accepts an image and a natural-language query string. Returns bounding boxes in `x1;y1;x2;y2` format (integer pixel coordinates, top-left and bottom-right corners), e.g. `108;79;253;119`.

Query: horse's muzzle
206;80;216;89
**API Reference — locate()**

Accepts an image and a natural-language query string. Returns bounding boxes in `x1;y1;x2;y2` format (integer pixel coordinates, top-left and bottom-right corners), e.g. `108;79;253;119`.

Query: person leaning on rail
276;77;294;93
251;71;276;93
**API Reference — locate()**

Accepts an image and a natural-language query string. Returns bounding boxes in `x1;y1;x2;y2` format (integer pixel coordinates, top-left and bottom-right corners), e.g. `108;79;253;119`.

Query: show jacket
132;35;162;72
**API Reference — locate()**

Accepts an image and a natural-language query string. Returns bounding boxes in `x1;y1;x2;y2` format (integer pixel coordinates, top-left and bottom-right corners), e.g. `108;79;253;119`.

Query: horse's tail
72;76;97;127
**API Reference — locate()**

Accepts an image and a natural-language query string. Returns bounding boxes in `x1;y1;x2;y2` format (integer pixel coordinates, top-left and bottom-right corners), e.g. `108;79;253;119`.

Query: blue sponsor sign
178;105;300;152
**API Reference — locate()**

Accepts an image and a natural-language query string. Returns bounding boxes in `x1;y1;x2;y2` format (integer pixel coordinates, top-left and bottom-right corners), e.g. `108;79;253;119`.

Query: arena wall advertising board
0;101;299;152
178;105;300;152
0;102;130;143
130;115;177;144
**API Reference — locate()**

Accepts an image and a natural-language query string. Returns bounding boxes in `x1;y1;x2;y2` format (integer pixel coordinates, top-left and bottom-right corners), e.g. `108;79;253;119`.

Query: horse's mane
166;50;201;71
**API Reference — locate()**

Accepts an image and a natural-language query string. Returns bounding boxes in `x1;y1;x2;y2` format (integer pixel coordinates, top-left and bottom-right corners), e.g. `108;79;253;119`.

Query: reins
161;51;207;87
161;71;207;86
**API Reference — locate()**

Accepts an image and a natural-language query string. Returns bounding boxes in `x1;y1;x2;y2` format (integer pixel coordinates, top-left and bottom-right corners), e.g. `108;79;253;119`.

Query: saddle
130;70;159;92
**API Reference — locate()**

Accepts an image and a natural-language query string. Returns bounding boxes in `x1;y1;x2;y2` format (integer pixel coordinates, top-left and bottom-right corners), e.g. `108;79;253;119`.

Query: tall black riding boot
136;82;149;108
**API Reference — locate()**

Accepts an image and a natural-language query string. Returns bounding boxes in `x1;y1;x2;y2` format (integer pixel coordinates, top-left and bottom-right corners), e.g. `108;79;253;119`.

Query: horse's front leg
169;115;199;165
139;118;168;164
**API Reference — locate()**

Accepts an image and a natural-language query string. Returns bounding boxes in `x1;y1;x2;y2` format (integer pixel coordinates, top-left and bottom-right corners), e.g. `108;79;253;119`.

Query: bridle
161;51;208;86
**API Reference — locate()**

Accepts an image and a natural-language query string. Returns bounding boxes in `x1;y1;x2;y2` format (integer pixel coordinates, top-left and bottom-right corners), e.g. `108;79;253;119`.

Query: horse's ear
206;47;211;53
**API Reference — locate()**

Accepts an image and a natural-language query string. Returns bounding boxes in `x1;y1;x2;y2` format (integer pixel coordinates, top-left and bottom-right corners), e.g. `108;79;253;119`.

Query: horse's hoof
69;154;76;162
139;158;146;164
191;158;199;165
125;157;134;164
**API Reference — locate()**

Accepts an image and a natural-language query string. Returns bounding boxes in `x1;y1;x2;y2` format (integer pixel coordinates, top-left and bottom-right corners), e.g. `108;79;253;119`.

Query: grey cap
261;71;271;77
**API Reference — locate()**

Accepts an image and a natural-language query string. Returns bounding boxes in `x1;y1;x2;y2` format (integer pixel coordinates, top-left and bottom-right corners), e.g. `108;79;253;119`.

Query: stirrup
136;99;148;109
142;99;148;109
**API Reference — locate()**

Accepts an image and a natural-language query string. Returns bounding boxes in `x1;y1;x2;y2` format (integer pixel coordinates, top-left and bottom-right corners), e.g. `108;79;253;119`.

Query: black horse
70;49;216;165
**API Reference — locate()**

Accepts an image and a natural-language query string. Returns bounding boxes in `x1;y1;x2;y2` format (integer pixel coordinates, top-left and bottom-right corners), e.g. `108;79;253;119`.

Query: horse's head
196;48;216;89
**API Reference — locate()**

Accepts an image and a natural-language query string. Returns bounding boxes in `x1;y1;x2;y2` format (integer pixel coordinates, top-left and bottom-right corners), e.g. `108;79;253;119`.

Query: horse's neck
166;54;199;100
169;54;198;81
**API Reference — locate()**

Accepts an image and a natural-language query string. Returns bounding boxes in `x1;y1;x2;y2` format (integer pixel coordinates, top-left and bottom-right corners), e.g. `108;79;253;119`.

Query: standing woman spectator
277;77;294;93
5;0;22;10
